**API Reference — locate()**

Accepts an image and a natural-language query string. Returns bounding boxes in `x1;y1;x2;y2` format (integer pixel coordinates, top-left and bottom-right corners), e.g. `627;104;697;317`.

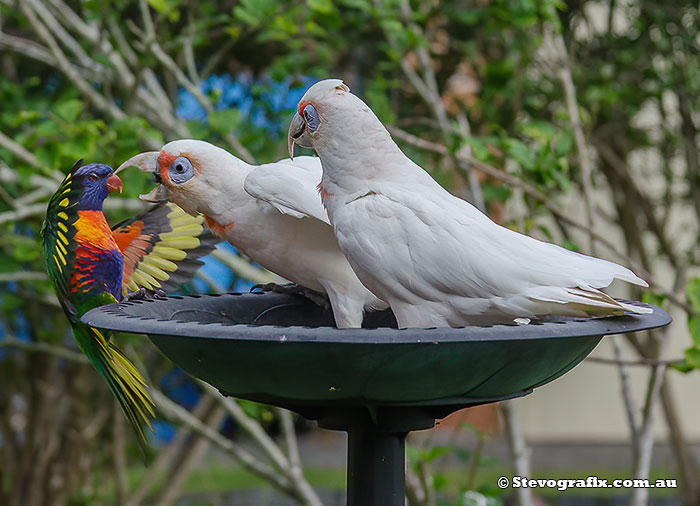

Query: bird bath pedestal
83;292;671;506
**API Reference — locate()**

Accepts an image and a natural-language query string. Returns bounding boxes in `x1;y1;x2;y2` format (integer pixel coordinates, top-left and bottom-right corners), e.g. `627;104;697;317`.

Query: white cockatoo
288;79;651;328
117;139;385;328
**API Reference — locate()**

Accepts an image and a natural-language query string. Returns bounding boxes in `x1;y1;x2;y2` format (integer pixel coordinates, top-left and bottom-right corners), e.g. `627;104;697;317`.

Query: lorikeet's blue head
73;162;123;211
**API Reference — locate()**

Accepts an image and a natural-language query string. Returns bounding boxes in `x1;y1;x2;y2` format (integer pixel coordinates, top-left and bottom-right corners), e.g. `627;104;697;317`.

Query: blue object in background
176;74;317;135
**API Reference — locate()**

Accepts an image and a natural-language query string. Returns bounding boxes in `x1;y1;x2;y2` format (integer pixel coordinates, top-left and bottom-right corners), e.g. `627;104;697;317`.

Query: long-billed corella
118;139;386;328
288;79;651;328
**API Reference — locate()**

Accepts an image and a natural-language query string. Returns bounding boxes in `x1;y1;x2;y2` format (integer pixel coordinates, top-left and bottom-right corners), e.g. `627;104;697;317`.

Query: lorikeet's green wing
111;202;220;295
41;162;83;321
42;162;155;453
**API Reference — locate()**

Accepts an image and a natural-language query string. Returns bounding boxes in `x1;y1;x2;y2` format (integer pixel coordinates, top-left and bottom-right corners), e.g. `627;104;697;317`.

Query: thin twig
200;383;290;473
0;130;41;167
631;327;671;506
210;248;284;284
384;0;485;211
125;395;217;506
546;25;598;252
201;385;323;506
135;0;254;163
585;356;683;367
21;1;126;121
112;403;129;506
278;408;302;472
0;32;56;66
502;401;533;506
150;405;228;506
0;335;88;363
150;388;295;494
611;336;640;453
0;272;48;282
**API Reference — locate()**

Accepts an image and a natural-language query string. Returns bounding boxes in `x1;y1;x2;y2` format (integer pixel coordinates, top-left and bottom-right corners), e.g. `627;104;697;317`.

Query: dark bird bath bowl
82;292;671;506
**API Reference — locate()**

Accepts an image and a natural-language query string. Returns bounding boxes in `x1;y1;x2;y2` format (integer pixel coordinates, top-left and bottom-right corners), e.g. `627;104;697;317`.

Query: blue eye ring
303;104;320;132
169;156;194;185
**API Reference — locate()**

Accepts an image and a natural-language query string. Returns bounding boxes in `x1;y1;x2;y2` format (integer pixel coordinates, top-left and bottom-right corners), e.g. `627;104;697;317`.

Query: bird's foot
124;288;148;301
251;282;330;309
124;287;167;301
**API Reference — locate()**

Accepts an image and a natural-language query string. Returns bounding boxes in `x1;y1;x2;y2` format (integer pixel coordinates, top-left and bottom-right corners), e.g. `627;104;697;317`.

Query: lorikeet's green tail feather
72;323;155;450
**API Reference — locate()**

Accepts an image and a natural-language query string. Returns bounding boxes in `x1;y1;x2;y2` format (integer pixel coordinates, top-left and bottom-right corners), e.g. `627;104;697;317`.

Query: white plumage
119;139;385;328
289;79;651;328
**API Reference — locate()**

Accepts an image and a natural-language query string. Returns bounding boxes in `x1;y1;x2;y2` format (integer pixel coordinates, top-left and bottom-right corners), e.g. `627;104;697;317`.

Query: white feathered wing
244;157;386;326
332;167;650;328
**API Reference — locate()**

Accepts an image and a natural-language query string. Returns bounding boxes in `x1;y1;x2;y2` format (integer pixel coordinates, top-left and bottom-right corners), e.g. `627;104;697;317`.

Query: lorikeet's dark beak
107;174;123;193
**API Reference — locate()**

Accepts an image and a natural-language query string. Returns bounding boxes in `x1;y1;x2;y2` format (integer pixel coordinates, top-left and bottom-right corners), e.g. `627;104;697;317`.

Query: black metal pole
346;425;407;506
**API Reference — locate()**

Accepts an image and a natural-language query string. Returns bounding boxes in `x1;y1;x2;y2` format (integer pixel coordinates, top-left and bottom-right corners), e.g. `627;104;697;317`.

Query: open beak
139;184;168;203
107;174;123;193
288;112;312;159
116;151;159;174
116;151;168;203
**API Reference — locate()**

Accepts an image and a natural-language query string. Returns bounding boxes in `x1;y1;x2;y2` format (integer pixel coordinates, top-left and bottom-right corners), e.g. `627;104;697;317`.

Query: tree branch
0;335;88;363
150;389;295;494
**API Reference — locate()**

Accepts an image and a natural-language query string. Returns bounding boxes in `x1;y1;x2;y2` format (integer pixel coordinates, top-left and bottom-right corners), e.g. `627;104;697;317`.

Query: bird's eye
303;104;320;132
168;156;194;184
87;174;99;182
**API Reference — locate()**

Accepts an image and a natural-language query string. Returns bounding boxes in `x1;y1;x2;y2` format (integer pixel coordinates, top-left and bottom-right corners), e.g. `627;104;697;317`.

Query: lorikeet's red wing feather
111;202;220;295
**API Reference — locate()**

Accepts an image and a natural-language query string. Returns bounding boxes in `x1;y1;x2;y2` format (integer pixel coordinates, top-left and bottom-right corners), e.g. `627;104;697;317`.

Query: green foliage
407;422;504;504
0;0;697;502
675;278;700;373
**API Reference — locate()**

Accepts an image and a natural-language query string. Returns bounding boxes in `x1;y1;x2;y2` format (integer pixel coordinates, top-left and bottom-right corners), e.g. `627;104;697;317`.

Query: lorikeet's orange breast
71;211;123;299
75;211;119;250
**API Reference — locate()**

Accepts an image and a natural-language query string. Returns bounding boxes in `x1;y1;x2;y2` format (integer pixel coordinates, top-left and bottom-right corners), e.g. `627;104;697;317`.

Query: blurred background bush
0;0;698;505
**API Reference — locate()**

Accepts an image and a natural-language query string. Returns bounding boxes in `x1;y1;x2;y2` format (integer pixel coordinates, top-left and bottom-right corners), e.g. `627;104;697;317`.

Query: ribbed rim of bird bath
81;292;671;344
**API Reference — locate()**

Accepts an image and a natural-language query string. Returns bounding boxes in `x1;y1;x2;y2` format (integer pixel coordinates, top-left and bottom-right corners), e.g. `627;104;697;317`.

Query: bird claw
124;287;167;301
124;288;148;301
250;282;330;309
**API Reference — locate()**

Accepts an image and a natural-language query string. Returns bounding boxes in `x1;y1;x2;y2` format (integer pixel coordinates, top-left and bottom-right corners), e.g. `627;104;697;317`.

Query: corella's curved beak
288;112;312;159
116;151;168;203
116;151;159;174
106;174;123;193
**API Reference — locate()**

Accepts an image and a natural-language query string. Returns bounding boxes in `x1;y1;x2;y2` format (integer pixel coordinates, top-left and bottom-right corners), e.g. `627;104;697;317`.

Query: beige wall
508;187;699;442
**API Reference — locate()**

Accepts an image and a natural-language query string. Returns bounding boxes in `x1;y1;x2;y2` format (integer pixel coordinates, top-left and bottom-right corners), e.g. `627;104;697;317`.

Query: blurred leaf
54;99;83;123
503;138;534;170
482;182;512;204
307;0;333;14
689;317;700;347
684;347;700;369
642;291;667;309
208;109;241;136
419;445;452;462
687;277;700;314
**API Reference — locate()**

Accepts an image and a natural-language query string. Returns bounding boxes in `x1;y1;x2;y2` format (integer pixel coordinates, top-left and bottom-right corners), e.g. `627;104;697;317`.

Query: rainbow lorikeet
41;161;219;448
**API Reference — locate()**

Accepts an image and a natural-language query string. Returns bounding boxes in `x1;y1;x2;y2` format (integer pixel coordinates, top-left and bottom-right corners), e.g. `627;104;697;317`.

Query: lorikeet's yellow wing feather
72;322;155;450
111;203;220;295
41;162;82;321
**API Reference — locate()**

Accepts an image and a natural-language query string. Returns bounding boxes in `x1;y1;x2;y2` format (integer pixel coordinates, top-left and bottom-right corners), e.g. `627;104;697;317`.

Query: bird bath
82;292;671;506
